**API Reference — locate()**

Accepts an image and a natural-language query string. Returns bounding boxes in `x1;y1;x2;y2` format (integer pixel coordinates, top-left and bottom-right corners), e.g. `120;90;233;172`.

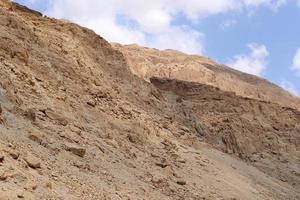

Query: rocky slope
0;2;299;200
113;43;300;111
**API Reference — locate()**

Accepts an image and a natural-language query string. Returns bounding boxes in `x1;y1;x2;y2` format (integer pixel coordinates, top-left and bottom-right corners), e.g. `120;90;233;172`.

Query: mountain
0;2;299;199
112;43;300;111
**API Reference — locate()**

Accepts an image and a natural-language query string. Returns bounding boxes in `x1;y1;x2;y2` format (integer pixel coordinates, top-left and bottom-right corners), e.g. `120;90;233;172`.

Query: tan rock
176;180;187;186
0;171;13;181
24;154;41;169
28;132;43;144
0;0;13;11
64;143;86;157
8;150;19;160
87;99;96;107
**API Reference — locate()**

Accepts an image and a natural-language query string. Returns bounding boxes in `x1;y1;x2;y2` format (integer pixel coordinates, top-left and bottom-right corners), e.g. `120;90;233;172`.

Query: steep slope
0;2;299;200
151;77;300;190
112;43;300;111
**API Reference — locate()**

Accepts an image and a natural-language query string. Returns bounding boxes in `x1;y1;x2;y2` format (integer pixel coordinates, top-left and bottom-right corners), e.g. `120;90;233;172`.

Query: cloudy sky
14;0;300;96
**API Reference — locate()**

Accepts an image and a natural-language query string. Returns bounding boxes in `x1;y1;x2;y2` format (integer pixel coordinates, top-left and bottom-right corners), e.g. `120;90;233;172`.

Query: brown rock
0;154;4;162
0;0;13;11
24;181;38;191
8;150;19;160
28;132;43;144
64;143;86;157
24;154;41;169
45;109;68;126
155;162;169;168
176;180;187;185
0;171;13;181
87;99;96;107
24;109;36;121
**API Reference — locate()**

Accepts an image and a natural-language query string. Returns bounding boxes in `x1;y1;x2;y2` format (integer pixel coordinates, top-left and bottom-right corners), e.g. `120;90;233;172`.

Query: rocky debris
24;154;41;169
63;143;86;157
0;2;298;200
0;0;13;11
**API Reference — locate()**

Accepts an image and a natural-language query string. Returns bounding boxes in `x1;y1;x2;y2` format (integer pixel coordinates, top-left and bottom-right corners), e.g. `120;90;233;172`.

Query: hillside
112;43;300;111
0;2;299;200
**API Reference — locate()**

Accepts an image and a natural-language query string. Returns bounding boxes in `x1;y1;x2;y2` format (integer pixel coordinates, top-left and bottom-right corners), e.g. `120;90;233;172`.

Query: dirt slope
112;43;300;111
0;2;299;200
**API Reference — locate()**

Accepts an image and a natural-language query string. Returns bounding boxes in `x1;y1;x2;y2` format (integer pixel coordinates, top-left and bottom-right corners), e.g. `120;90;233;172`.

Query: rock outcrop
113;43;300;111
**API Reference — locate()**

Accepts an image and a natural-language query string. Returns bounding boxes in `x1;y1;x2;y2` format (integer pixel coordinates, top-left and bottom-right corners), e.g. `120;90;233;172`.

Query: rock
8;150;19;160
87;99;96;107
0;0;13;11
24;109;36;121
155;162;169;168
24;181;38;191
46;182;52;189
64;143;86;157
45;109;68;126
177;159;186;163
0;154;4;163
0;105;5;124
0;171;13;181
28;132;43;144
176;180;187;185
17;194;24;199
24;154;41;169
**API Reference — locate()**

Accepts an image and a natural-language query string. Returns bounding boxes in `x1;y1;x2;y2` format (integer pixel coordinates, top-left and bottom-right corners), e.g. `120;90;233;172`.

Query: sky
13;0;300;96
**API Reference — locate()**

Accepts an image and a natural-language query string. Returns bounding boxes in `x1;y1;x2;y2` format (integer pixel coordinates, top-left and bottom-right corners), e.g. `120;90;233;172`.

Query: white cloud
33;0;287;55
226;43;269;76
46;0;206;54
280;80;299;96
292;48;300;75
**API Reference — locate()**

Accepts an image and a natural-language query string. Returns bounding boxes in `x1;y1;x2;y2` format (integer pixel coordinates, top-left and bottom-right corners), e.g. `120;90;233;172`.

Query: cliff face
0;2;299;200
113;43;300;111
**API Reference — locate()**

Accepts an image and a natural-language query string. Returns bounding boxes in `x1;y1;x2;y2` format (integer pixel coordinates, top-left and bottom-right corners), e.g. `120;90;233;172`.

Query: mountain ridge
112;43;300;111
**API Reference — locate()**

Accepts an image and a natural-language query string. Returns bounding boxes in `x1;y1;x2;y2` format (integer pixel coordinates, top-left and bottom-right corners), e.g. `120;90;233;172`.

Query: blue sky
14;0;300;96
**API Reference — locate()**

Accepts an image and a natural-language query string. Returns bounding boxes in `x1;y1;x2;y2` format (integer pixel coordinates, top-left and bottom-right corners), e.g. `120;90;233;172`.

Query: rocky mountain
0;1;299;200
112;43;300;111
